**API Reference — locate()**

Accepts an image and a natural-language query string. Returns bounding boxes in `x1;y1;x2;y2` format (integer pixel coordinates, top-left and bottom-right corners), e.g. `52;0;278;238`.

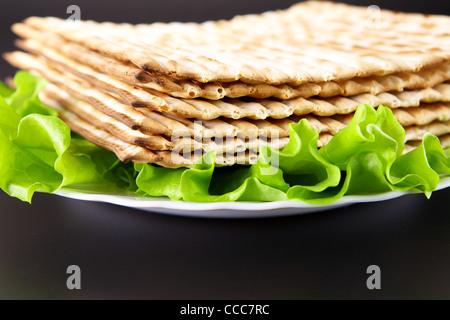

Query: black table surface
1;187;450;299
1;0;450;300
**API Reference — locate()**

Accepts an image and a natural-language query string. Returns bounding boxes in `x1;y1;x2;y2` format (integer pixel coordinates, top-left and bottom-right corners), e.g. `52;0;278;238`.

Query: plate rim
54;175;450;212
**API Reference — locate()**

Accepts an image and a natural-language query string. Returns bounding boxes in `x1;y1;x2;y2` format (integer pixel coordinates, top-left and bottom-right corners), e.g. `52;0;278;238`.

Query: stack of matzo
4;1;450;167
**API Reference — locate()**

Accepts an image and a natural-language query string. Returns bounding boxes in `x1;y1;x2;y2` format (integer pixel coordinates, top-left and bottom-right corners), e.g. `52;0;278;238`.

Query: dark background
1;0;450;300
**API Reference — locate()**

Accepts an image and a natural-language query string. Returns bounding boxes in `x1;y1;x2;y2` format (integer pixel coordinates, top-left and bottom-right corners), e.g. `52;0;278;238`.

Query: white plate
53;176;450;218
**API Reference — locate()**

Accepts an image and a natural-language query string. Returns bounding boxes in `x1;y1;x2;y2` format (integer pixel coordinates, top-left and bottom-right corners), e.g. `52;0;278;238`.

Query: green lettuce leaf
135;163;186;200
135;152;288;202
267;119;341;203
388;133;450;195
5;71;57;118
0;71;135;202
314;105;405;201
0;81;14;98
179;152;288;202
